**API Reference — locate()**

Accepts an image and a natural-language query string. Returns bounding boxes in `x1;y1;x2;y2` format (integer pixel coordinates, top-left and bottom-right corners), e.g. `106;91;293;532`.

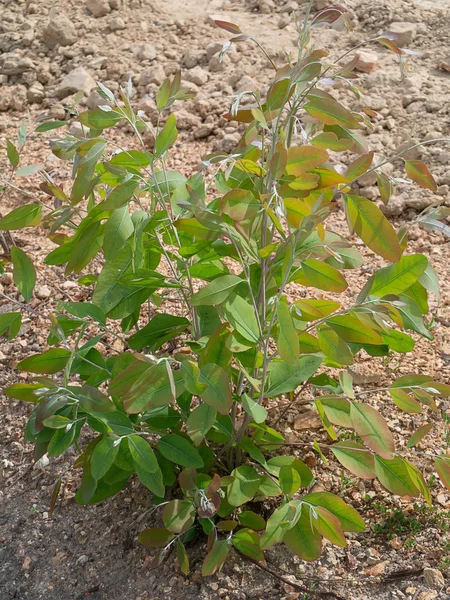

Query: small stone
424;568;445;589
27;82;45;104
35;285;51;300
76;554;89;565
182;50;204;69
205;41;223;60
439;56;450;72
220;133;240;153
294;410;322;430
365;561;388;576
42;12;77;48
194;124;214;139
55;67;96;99
0;89;12;112
259;0;275;13
137;44;157;61
355;50;379;74
22;557;32;571
387;22;417;47
86;0;111;18
184;66;209;87
417;591;438;600
109;16;126;31
0;53;35;76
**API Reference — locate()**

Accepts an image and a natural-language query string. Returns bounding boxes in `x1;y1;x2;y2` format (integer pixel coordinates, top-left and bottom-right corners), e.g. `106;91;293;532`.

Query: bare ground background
1;0;450;599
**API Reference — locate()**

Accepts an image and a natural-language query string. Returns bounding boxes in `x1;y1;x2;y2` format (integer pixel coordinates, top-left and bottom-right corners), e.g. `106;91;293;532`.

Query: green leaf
374;455;420;497
128;434;159;473
155;114;178;157
326;314;382;345
311;506;346;547
301;259;348;293
277;300;299;363
158;434;204;468
345;151;374;181
43;415;72;429
186;403;217;446
79;109;121;130
199;323;232;371
285;146;328;176
227;465;260;507
370;254;428;297
279;465;301;494
176;540;189;575
7;139;20;168
103;207;134;259
389;388;422;414
232;528;264;561
17;348;71;374
238;511;266;530
136;465;165;497
103;178;138;210
331;441;376;479
283;504;322;561
407;423;432;448
16;164;43;177
35;120;67;132
162;499;196;533
0;204;41;230
0;312;22;340
138;528;174;548
345;195;401;262
435;456;450;492
317;325;353;366
305;96;360;129
222;293;259;344
261;502;297;550
47;425;77;457
91;436;120;480
377;172;393;205
199;363;232;415
191;275;243;306
241;393;267;424
122;361;175;413
319;396;352;427
267;355;322;397
350;402;395;459
4;382;43;401
303;491;365;532
405;160;437;192
64;302;106;326
201;540;230;576
128;314;189;351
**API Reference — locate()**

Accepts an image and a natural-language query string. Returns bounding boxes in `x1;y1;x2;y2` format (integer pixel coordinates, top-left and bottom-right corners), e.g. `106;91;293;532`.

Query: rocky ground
1;0;450;599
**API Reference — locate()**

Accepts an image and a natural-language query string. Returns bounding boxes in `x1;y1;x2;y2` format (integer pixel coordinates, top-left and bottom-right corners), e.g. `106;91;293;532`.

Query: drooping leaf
266;355;322;397
389;388;422;414
303;491;364;532
374;455;420;497
312;506;346;547
128;434;159;473
176;540;189;575
199;363;232;415
404;160;437;192
305;96;360;129
300;259;348;293
186;403;217;446
238;511;266;531
350;402;395;459
406;423;432;448
241;393;267;424
317;325;353;366
0;204;42;230
232;528;264;561
261;502;297;550
277;300;299;363
345;195;402;262
201;540;230;576
283;504;322;561
285;146;328;176
6;139;20;168
191;274;242;306
227;465;260;507
17;348;71;374
0;312;22;340
158;434;204;468
91;436;120;480
435;456;450;492
162;500;196;533
155;113;178;157
331;441;376;479
138;528;174;548
279;465;301;494
370;254;428;297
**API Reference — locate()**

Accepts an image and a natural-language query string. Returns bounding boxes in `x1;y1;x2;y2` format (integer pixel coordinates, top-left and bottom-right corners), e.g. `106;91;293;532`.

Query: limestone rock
27;82;45;104
109;16;126;31
0;53;35;76
55;67;96;99
387;22;417;47
137;43;157;61
42;12;77;48
355;50;379;74
184;66;209;87
86;0;111;18
423;568;445;589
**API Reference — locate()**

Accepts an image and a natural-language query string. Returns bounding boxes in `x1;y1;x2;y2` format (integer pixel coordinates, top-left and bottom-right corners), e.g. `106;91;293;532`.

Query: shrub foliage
1;5;450;576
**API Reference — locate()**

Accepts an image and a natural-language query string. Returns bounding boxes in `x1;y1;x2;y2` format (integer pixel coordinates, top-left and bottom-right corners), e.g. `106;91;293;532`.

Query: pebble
55;67;96;99
34;285;51;300
42;12;77;48
86;0;111;18
423;568;445;589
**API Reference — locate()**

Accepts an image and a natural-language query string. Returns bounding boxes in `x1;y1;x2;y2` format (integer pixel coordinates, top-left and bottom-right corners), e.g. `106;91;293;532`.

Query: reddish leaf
404;160;437;192
214;20;242;35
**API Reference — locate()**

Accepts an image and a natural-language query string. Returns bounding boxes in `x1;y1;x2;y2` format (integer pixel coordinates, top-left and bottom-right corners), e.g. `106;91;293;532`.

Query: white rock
423;568;445;589
0;53;35;76
109;16;126;31
35;285;51;300
86;0;111;18
259;0;275;13
55;67;96;99
42;12;77;48
136;43;157;61
387;22;417;47
355;50;379;74
184;66;209;87
205;41;223;60
182;50;204;69
27;82;45;104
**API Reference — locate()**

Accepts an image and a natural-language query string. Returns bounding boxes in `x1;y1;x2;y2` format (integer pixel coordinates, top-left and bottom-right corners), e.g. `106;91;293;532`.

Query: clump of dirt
1;1;450;599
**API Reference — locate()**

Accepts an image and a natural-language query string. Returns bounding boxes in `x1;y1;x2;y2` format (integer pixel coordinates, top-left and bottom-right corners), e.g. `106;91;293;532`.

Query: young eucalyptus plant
1;4;450;577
